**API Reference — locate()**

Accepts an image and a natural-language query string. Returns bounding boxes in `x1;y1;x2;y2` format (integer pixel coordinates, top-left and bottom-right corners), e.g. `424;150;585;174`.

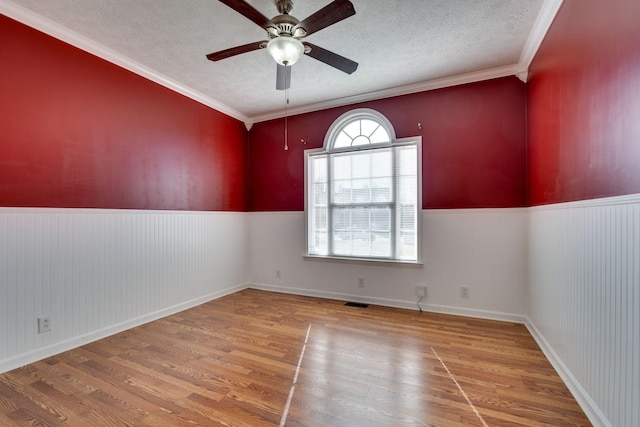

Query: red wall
0;16;247;211
9;1;637;212
249;77;527;211
527;0;640;205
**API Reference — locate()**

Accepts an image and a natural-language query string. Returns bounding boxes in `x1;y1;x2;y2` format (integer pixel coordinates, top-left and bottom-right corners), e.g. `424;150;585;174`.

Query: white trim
303;254;423;267
423;207;529;215
530;192;640;211
0;0;248;123
0;282;248;375
251;64;521;123
524;317;612;427
517;0;564;80
0;206;247;216
1;0;562;123
248;283;526;324
516;70;528;83
250;208;530;215
323;108;397;149
305;128;422;263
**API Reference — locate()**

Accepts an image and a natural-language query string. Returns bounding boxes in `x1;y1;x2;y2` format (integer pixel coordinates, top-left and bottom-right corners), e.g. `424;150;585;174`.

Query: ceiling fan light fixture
267;36;304;66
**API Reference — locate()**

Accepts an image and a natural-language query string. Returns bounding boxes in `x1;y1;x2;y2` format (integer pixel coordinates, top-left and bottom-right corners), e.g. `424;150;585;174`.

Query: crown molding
251;0;565;123
517;0;564;81
2;0;562;126
0;0;249;123
249;64;521;123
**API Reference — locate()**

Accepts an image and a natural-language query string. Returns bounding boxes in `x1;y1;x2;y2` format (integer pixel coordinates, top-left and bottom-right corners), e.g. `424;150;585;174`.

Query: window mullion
330;202;391;208
390;146;397;259
327;153;334;256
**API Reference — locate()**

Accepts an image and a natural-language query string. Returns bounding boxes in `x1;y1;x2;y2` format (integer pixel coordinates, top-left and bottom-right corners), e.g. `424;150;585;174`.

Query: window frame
304;109;422;265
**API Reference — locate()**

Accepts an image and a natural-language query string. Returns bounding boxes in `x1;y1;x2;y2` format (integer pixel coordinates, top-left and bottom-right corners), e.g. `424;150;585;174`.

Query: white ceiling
1;0;562;124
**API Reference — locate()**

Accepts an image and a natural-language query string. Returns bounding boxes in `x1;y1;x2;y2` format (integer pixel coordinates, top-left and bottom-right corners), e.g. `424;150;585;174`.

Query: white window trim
304;109;423;265
323;108;397;151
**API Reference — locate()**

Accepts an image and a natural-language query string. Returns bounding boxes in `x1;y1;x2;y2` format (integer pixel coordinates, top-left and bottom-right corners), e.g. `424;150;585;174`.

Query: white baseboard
524;317;611;427
0;282;247;375
248;282;526;324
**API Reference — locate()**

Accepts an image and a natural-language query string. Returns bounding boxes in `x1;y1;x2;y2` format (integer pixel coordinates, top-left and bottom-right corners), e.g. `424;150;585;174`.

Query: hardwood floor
0;289;591;426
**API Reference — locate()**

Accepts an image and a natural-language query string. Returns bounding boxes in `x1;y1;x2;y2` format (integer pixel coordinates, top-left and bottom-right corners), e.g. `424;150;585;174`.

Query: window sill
304;254;423;268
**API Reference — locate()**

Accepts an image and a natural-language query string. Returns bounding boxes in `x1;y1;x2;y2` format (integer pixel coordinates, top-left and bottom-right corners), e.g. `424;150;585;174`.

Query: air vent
345;302;369;308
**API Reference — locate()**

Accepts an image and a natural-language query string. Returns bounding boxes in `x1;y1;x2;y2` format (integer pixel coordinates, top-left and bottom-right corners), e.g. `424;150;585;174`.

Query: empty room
0;0;638;426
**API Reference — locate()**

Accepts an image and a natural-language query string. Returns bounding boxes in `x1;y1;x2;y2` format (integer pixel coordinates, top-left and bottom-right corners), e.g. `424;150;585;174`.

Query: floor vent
345;302;369;308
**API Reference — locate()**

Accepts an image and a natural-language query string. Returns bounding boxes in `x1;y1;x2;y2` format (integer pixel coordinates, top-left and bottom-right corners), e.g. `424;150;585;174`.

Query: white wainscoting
0;208;249;374
4;201;636;427
248;209;528;322
527;194;640;427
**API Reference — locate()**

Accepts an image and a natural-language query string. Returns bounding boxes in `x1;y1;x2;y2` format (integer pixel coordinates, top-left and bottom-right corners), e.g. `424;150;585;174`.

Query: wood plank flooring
0;289;591;426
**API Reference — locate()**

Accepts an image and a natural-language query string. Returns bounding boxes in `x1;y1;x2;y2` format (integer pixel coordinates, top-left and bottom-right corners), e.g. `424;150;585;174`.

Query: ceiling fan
206;0;359;90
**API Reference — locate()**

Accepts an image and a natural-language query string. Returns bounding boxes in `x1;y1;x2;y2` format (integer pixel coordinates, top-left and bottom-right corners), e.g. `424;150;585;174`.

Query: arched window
305;109;421;262
327;109;395;149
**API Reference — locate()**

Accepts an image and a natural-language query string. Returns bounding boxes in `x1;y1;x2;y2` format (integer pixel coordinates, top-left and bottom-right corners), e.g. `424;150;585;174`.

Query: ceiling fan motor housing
268;5;304;38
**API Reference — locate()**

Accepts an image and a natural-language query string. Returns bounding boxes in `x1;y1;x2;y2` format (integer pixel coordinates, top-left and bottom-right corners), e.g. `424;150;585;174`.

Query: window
305;109;421;263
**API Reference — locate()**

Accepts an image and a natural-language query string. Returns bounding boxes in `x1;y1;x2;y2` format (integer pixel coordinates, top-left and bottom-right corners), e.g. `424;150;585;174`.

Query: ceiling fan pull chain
284;88;289;151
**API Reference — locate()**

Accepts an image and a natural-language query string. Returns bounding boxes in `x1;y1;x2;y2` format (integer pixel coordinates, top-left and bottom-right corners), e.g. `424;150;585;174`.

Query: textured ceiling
1;0;556;123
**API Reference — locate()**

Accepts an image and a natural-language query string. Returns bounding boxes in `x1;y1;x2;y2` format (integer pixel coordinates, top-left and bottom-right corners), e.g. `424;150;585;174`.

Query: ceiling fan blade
206;41;266;61
217;0;270;28
304;42;358;74
295;0;355;36
276;64;291;90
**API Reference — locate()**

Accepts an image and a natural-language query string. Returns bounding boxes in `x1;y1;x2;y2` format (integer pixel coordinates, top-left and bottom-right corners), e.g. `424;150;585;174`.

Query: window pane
334;131;352;148
352;135;370;146
370;126;390;144
351;207;369;229
371;207;391;258
332;155;351;180
333;207;350;231
395;145;417;260
332;179;352;203
371;178;392;202
361;119;380;137
396;145;417;176
331;118;389;149
314;230;328;254
348;207;372;257
330;206;391;258
332;206;351;256
327;144;416;260
351;152;371;178
314;183;327;205
371;150;392;177
315;206;327;229
313;156;327;182
371;207;390;232
398;230;416;259
342;120;361;139
332;151;392;205
352;179;371;203
308;155;329;255
397;176;417;203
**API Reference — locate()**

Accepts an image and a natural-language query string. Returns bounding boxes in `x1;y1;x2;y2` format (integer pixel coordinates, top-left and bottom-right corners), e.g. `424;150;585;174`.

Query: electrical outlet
460;287;470;299
417;285;426;298
357;277;365;288
276;269;281;279
38;316;51;333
